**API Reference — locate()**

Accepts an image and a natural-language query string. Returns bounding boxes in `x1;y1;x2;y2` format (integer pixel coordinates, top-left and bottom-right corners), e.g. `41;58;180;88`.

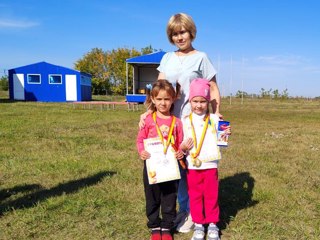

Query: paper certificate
144;137;181;184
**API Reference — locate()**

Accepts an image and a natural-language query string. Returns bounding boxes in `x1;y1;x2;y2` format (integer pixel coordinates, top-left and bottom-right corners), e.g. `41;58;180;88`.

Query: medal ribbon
189;113;209;160
152;112;176;154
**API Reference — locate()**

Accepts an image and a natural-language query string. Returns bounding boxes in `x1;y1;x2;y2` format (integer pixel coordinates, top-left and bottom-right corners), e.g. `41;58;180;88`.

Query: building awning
126;51;166;65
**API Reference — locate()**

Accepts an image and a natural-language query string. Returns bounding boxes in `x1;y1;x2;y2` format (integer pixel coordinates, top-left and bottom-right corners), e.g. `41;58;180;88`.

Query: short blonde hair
166;13;197;44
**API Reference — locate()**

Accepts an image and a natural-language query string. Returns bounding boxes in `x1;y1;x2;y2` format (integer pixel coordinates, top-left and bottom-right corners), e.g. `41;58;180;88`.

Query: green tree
0;75;9;91
235;90;248;98
141;45;157;55
107;47;140;95
74;48;109;94
281;88;289;99
272;89;279;99
75;46;153;95
260;88;266;98
260;88;272;98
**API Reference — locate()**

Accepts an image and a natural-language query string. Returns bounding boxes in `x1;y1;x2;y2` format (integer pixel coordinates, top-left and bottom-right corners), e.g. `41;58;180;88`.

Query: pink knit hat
189;78;210;101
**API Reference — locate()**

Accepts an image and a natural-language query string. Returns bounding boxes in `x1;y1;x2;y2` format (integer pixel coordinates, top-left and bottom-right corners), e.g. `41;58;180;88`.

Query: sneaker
150;229;161;240
173;211;188;228
191;224;205;240
207;223;220;240
176;213;194;233
161;230;173;240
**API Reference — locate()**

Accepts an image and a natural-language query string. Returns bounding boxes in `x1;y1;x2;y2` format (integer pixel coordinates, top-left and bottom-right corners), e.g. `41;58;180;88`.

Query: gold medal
192;157;202;167
153;112;176;154
190;113;209;166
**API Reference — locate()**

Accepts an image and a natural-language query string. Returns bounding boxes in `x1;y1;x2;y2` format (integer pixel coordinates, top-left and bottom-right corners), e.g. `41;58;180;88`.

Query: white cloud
0;19;40;28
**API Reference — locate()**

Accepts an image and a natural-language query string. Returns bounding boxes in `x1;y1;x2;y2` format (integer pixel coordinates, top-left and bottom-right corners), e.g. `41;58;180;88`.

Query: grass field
0;92;319;239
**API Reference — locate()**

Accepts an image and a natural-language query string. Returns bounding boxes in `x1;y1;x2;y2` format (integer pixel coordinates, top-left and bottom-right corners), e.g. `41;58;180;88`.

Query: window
27;74;41;84
49;74;62;84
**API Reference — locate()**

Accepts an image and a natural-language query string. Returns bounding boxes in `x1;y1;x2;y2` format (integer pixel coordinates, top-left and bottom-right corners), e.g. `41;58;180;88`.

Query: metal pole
132;66;135;94
126;63;128;95
229;55;232;105
241;56;244;105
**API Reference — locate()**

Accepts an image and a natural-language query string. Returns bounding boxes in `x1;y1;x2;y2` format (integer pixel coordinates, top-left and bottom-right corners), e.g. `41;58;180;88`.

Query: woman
140;13;222;233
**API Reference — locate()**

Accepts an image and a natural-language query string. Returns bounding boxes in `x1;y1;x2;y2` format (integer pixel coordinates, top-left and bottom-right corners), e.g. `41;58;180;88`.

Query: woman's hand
139;111;151;129
215;111;223;119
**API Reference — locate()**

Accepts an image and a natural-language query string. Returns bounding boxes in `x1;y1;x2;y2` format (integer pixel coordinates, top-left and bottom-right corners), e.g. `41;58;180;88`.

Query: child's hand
181;138;194;151
139;150;151;160
225;126;231;135
175;150;184;160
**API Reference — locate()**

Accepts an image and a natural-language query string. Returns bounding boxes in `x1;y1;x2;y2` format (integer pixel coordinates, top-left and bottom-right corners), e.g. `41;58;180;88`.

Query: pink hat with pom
189;78;210;101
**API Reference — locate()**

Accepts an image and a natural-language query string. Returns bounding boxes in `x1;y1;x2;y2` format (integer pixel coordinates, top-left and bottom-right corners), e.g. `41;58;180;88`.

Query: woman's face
171;27;192;51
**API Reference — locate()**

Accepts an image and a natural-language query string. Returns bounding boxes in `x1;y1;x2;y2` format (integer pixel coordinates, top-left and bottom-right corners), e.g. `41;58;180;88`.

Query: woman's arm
158;72;165;80
209;76;222;118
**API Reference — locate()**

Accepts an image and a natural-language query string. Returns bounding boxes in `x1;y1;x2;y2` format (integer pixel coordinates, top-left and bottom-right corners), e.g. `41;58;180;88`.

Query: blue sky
1;0;319;97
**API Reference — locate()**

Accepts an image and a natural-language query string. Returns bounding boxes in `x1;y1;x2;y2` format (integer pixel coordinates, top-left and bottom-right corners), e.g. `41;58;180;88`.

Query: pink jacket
136;114;184;154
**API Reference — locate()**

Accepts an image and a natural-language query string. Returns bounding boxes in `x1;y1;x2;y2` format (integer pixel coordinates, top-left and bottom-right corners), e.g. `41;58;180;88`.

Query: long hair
145;79;179;113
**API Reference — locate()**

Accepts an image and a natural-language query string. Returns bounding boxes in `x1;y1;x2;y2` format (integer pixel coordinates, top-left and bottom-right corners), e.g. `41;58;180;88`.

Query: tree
281;88;289;99
74;48;109;94
272;89;280;99
260;88;266;98
260;88;273;98
141;45;154;55
107;47;140;95
141;45;160;55
0;75;9;91
235;90;248;98
74;46;147;95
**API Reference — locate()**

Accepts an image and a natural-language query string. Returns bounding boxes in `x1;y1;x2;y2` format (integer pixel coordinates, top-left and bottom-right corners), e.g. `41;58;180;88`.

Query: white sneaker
207;223;220;240
173;211;187;227
191;224;205;240
176;213;194;233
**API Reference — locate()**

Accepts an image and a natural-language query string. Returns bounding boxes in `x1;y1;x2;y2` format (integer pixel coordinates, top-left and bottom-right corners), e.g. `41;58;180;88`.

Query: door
65;74;77;101
13;74;25;100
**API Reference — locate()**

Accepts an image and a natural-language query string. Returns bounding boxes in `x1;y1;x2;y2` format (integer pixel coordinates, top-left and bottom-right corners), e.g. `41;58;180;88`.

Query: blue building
9;61;91;102
125;51;166;103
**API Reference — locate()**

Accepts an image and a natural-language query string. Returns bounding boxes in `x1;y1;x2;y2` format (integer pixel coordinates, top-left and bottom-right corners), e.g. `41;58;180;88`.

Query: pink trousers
187;168;219;224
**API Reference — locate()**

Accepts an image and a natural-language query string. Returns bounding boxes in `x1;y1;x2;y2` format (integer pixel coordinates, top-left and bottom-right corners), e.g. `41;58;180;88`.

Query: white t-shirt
182;113;221;170
157;51;217;118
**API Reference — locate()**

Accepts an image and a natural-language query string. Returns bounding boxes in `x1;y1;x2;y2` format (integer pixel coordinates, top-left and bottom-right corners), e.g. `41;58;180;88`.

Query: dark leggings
143;164;178;229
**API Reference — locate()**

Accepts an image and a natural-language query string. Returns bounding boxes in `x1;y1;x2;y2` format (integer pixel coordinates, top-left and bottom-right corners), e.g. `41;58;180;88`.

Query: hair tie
146;84;152;90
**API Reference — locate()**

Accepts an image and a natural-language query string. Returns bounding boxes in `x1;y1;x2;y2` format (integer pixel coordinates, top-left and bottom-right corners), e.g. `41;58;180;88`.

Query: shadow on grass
0;171;116;216
218;172;258;230
0;99;14;103
0;184;43;201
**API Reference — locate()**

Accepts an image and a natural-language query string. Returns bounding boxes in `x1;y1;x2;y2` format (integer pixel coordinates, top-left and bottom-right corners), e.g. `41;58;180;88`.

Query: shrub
0;75;9;91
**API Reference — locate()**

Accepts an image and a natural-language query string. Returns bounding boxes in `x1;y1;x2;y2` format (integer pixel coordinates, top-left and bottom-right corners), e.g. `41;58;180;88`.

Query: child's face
190;96;208;115
152;90;174;115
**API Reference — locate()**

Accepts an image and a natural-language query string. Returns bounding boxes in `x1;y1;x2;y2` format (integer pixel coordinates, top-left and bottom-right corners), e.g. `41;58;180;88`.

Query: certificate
144;137;181;184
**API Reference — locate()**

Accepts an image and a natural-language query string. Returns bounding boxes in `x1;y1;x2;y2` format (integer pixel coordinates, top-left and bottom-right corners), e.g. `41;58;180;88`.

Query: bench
72;101;139;111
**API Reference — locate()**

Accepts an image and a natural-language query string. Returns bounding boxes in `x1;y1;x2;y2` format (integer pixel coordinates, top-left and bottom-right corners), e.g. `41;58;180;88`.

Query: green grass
0;97;319;239
0;90;8;100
